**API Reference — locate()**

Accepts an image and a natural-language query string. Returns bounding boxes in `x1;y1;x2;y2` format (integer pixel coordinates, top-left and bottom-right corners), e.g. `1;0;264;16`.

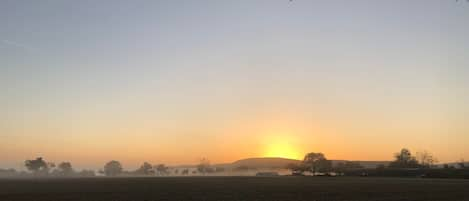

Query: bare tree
416;151;438;168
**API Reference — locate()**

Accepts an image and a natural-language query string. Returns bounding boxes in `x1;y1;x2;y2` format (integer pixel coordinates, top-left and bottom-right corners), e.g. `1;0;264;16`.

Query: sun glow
263;139;302;160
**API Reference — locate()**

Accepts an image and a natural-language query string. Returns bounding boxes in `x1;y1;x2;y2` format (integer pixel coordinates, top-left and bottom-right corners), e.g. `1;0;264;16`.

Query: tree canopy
389;148;420;168
24;157;49;175
303;152;332;174
103;160;123;176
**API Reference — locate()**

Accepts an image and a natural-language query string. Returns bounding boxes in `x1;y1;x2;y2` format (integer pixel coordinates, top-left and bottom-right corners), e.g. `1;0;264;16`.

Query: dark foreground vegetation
1;177;469;201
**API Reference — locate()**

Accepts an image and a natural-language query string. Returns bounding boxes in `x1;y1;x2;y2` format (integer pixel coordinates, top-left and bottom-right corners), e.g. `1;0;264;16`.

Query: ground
1;177;469;201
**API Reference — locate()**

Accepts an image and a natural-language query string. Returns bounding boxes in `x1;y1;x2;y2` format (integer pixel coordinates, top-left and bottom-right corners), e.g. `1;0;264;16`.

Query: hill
172;157;390;170
229;157;301;169
215;157;390;169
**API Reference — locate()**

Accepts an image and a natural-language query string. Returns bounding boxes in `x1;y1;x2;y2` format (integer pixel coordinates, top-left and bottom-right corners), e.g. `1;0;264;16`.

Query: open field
1;177;469;201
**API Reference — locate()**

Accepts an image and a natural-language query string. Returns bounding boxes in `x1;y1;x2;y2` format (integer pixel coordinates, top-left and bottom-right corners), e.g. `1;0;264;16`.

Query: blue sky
1;0;468;169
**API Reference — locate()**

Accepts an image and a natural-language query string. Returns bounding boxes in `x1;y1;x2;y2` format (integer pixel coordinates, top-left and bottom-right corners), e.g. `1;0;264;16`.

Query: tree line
0;148;467;178
286;148;468;177
0;157;225;177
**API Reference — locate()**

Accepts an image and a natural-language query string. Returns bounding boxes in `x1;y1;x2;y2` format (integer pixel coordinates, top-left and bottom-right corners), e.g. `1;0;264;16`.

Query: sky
1;0;468;170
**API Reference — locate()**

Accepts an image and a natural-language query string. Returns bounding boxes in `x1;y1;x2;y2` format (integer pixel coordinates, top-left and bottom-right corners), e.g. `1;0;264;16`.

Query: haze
1;0;468;170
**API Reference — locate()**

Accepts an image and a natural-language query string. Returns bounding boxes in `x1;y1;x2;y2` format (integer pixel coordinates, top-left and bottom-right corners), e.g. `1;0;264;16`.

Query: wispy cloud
1;39;35;51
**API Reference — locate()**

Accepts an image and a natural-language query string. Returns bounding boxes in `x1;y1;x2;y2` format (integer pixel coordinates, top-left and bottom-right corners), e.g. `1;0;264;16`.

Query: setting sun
263;139;302;160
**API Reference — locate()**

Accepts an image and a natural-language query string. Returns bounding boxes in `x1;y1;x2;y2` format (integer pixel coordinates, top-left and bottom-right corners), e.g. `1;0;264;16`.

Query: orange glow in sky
263;140;302;160
1;1;469;170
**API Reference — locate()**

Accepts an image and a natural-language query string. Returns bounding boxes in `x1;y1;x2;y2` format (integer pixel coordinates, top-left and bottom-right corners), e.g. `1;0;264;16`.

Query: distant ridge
173;157;390;169
230;157;301;168
227;157;390;169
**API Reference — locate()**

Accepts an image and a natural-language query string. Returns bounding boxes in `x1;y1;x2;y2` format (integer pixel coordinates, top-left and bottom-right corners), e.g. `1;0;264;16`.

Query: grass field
1;177;469;201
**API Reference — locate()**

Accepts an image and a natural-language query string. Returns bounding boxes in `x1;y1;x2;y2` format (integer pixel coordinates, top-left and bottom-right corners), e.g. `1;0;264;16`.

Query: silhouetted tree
155;164;168;176
317;160;332;173
181;169;189;175
56;162;74;176
388;148;420;168
303;152;332;174
416;151;437;168
136;162;154;175
103;160;123;176
25;157;49;175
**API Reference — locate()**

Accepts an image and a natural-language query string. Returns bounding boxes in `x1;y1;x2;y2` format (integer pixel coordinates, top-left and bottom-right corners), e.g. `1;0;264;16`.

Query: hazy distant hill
229;157;301;169
212;157;390;169
174;157;301;169
175;157;469;170
173;159;467;171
